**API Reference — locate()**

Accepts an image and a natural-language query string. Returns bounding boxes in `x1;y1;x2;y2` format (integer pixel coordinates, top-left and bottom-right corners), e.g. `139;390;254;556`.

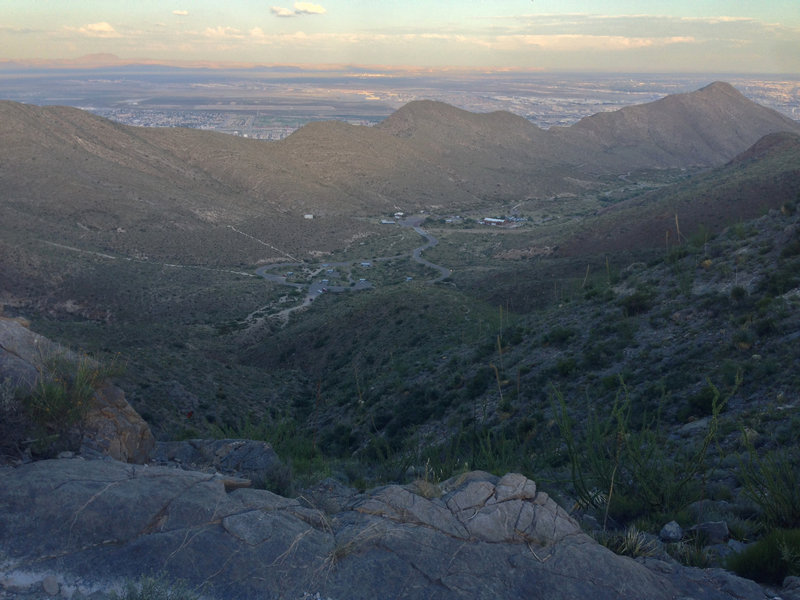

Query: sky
1;0;799;72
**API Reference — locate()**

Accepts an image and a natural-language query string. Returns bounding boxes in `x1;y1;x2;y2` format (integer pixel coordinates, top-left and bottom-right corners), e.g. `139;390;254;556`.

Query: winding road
252;215;451;324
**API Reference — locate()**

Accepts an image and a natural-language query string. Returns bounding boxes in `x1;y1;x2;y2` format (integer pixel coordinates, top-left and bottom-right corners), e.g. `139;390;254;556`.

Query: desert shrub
667;538;713;568
757;263;800;296
739;446;800;529
618;288;654;316
729;285;748;303
731;328;756;351
555;357;577;377
111;573;198;600
0;379;29;459
543;326;575;345
726;529;800;584
780;237;800;258
555;377;732;529
19;354;115;457
688;224;712;249
596;525;660;558
680;383;720;420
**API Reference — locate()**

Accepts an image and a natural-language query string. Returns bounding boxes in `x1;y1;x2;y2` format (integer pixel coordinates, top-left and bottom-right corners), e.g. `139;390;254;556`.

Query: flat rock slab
0;458;768;600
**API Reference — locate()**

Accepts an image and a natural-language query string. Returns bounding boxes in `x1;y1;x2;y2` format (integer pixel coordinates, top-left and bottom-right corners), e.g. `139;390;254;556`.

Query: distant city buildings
73;77;798;139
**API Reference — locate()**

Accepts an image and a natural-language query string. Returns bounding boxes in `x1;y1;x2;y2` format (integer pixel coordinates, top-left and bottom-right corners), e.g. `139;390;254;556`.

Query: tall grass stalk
554;374;735;526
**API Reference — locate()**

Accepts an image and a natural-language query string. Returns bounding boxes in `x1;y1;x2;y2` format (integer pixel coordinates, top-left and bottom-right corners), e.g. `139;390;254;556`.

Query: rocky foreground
0;316;793;600
0;457;777;600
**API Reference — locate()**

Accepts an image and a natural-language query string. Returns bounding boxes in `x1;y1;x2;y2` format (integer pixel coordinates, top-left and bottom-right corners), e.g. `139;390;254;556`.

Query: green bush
596;525;660;558
617;289;654;316
681;383;724;420
667;538;712;568
739;446;800;529
111;573;198;600
729;285;747;303
726;529;800;584
555;377;732;529
21;354;113;456
543;326;576;345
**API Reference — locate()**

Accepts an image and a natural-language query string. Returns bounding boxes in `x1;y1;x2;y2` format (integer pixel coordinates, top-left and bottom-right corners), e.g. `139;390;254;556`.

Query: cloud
173;10;189;17
76;22;120;38
294;2;326;15
203;26;243;39
680;15;754;24
0;26;37;35
271;6;296;18
271;2;326;17
506;33;696;52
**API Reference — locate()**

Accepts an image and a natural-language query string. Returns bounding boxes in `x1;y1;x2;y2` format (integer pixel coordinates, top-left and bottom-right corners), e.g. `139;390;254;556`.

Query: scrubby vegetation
9;179;800;583
111;573;198;600
0;351;121;459
726;529;800;584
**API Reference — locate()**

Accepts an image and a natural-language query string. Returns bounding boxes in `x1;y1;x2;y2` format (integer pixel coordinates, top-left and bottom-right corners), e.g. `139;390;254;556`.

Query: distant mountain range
1;81;799;272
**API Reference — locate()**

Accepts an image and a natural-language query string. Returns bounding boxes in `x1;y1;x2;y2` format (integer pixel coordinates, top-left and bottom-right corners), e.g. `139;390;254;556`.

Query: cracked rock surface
0;458;770;600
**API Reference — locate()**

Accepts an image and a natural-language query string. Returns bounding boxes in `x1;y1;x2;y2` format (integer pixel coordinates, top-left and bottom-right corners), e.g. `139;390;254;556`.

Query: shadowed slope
558;132;800;256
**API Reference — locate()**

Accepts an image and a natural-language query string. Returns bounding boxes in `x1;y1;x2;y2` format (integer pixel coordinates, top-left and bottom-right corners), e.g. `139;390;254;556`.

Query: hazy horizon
2;1;799;73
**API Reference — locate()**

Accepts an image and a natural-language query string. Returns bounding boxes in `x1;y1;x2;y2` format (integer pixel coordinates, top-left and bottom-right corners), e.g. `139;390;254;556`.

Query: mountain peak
561;81;800;167
376;99;539;143
699;81;737;93
376;100;481;137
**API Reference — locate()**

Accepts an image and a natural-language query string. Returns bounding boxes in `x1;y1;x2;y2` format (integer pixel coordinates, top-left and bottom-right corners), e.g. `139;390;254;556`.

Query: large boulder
0;316;67;392
0;459;768;600
0;316;154;464
152;438;287;490
81;382;155;464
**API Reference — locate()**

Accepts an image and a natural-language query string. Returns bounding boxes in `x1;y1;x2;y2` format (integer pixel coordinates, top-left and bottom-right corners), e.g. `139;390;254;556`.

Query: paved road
253;215;451;323
410;225;451;283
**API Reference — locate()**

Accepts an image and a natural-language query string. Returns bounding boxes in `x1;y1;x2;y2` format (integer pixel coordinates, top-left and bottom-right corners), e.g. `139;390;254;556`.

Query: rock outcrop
80;382;155;464
0;458;769;600
0;316;154;464
152;438;287;491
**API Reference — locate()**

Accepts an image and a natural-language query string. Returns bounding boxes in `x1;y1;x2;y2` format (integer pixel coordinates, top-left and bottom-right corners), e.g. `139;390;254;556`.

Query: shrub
555;377;733;529
556;357;577;377
111;573;198;600
21;354;112;457
618;289;654;316
596;525;660;558
729;285;747;303
667;539;712;568
682;383;721;419
543;326;575;345
726;529;800;584
739;446;800;529
0;380;28;459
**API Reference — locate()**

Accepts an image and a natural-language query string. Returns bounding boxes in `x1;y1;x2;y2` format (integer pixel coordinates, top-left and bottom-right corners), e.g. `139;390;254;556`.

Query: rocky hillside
1;319;783;600
558;131;800;256
2;83;800;597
